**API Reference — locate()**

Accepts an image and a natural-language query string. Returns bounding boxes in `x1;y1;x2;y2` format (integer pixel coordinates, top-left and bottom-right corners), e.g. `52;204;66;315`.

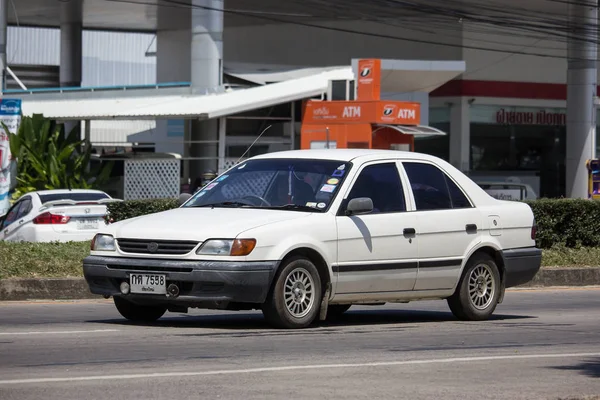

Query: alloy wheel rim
284;267;315;318
468;263;495;310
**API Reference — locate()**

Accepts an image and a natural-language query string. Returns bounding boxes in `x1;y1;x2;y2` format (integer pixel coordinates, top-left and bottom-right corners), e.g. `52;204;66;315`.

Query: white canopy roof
352;59;466;94
373;124;447;137
21;67;354;121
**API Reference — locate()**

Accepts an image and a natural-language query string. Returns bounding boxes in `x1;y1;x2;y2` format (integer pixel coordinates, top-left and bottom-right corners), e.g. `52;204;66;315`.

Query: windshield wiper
266;204;322;212
190;201;254;208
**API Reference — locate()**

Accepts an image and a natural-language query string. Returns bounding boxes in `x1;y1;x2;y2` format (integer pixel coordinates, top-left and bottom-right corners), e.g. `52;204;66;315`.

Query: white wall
156;29;191;83
7;26;156;86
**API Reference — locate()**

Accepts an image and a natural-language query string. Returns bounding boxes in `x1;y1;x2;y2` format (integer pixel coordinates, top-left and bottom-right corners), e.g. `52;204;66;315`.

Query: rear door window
402;162;472;211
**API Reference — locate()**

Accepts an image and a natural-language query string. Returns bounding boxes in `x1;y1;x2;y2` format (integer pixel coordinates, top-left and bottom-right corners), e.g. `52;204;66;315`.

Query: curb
518;267;600;288
0;267;599;301
0;278;95;301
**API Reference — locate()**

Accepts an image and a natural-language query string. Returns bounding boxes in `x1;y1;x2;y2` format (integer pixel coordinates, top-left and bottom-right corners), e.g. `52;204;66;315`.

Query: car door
0;199;26;241
335;161;419;296
9;196;33;241
400;161;483;291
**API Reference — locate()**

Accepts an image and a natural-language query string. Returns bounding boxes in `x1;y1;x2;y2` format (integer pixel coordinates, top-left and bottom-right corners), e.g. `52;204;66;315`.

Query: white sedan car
84;149;541;329
0;189;119;243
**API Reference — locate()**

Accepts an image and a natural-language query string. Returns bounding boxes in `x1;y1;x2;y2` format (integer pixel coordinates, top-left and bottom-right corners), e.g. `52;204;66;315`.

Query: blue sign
0;98;22;116
0;99;22;216
167;119;185;137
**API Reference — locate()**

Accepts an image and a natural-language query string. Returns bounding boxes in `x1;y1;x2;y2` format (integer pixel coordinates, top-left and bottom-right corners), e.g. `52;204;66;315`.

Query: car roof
31;189;109;196
251;149;500;207
250;149;439;163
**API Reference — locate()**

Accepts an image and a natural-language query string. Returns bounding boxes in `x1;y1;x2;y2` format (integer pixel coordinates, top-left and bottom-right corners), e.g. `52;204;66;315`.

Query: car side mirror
345;197;373;216
178;193;192;206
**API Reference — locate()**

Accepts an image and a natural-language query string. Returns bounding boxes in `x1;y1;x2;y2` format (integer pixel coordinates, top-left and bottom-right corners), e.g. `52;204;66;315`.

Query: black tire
262;256;322;329
113;296;167;322
447;252;501;321
326;304;352;320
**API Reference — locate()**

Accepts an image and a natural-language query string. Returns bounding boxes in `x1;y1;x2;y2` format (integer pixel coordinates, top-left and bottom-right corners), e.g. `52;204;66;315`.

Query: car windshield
183;158;352;211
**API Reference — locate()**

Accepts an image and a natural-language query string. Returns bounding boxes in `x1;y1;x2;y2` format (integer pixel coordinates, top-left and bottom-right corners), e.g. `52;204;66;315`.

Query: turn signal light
230;239;257;256
33;212;71;225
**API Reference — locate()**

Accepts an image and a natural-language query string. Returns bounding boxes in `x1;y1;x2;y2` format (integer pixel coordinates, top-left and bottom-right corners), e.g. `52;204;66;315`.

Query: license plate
129;274;167;295
77;218;99;230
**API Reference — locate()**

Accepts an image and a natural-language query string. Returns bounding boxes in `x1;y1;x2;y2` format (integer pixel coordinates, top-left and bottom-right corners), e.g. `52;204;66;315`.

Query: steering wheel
241;194;271;207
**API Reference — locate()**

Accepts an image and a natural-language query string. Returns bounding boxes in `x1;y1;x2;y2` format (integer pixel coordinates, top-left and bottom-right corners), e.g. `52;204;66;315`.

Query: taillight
531;222;537;240
33;212;71;225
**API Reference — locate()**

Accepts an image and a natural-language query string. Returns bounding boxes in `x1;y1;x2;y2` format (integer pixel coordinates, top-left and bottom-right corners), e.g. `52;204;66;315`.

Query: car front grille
117;238;200;255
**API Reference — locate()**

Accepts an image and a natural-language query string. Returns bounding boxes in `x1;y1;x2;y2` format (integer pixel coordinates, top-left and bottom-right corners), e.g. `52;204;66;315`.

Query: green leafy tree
3;113;113;200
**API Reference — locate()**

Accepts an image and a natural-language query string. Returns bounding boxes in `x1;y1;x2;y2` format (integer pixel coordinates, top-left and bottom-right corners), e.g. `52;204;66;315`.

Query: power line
105;0;600;61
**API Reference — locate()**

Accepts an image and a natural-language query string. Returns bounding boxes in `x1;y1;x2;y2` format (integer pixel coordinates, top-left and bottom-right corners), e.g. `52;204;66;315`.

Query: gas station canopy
358;59;466;94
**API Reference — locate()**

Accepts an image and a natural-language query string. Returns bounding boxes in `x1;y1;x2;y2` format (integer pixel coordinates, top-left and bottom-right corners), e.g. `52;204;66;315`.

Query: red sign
496;108;566;126
356;59;381;101
303;100;420;126
376;102;421;125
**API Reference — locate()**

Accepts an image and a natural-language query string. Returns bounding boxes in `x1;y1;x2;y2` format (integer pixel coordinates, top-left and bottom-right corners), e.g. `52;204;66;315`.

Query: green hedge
106;198;179;223
526;199;600;249
103;197;600;250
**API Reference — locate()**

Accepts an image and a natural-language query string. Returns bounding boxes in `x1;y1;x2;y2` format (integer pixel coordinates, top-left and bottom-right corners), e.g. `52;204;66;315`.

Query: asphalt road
1;288;600;400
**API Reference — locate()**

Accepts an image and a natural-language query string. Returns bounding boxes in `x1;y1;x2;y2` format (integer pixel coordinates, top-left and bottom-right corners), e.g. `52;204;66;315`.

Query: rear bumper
501;247;542;288
82;255;278;308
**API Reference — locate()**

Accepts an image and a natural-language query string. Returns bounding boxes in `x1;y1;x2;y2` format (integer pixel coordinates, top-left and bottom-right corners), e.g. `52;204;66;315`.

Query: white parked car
0;189;119;243
475;181;538;201
84;149;541;329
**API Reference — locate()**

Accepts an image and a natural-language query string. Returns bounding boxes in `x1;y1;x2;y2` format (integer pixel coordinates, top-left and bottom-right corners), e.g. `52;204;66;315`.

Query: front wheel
262;257;322;329
113;296;167;322
447;253;500;321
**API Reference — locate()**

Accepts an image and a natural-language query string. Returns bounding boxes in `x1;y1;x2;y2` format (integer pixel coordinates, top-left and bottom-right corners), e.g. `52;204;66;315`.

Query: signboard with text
471;105;567;126
303;100;421;125
0;99;22;216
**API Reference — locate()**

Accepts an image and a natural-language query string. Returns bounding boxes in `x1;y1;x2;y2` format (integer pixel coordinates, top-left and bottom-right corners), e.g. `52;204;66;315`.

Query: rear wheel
447;253;500;321
113;296;167;322
262;256;322;329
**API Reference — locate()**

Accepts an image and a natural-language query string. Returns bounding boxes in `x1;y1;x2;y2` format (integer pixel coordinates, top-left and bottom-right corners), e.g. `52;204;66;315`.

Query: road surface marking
1;352;599;385
0;329;119;336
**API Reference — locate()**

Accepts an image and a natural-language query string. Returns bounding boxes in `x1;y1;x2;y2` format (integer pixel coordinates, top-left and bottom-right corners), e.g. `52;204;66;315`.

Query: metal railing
3;81;252;95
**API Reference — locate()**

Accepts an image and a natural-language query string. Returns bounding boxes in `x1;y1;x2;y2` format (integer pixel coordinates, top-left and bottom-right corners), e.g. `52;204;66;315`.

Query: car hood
110;207;311;241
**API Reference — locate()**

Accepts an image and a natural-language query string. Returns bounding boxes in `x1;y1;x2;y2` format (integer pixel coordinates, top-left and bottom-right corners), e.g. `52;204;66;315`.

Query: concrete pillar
59;0;83;88
189;0;224;175
0;0;6;95
191;0;223;92
449;98;470;172
566;0;598;199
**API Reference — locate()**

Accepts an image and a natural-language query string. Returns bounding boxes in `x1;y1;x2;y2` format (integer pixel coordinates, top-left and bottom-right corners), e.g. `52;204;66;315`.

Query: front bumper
83;255;279;307
501;247;542;288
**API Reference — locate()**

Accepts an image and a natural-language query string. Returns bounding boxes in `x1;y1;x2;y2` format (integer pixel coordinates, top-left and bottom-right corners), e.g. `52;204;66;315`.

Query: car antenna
234;125;272;166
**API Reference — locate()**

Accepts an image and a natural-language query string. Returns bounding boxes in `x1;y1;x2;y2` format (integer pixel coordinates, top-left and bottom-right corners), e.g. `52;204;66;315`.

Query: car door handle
466;224;478;233
403;228;416;235
3;229;7;234
18;219;24;225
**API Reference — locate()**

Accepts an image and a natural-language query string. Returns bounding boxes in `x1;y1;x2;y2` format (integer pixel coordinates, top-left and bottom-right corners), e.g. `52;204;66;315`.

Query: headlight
196;239;256;256
91;234;116;251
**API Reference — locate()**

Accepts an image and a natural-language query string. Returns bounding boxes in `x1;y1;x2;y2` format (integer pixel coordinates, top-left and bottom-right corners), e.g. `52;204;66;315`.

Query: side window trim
336;159;407;216
399;160;475;212
396;161;417;212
